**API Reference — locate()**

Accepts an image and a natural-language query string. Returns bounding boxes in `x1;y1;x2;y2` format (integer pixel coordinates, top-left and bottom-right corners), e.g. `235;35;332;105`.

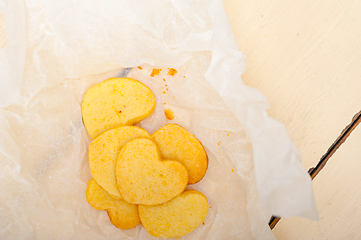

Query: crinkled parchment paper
0;0;318;239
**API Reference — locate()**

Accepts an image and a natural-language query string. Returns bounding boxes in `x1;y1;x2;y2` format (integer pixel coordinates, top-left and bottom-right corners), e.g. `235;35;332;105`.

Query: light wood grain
223;0;361;170
272;124;361;240
223;0;361;239
0;11;7;49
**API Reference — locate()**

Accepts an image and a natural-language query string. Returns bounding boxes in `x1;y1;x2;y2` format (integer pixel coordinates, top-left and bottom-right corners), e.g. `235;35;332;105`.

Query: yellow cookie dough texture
89;126;152;199
139;190;209;238
83;77;209;237
86;179;140;229
116;138;188;205
152;124;208;184
82;77;155;139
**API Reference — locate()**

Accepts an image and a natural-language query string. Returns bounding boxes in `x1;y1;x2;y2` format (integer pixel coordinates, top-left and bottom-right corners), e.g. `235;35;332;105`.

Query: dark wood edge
309;110;361;179
269;216;281;229
269;110;361;230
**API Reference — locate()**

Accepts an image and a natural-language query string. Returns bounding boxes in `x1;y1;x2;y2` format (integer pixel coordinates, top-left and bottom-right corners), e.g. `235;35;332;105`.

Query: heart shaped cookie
152;124;208;184
86;179;140;229
82;77;155;139
116;138;188;205
138;190;209;238
89;126;152;198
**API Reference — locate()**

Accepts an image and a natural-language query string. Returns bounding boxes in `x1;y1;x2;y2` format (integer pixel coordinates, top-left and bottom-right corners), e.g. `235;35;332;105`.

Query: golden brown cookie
89;126;152;199
138;190;209;238
86;179;140;229
116;138;188;205
82;77;155;139
152;124;208;184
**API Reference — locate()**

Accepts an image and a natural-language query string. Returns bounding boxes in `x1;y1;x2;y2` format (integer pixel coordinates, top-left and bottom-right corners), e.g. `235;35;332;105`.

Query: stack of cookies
82;78;209;238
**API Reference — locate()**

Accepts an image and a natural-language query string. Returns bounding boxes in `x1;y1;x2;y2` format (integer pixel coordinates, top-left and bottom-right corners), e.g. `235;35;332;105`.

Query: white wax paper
0;0;318;239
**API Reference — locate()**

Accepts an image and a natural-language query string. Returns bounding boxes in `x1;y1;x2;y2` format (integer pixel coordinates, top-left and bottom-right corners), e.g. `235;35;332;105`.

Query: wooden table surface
223;0;361;239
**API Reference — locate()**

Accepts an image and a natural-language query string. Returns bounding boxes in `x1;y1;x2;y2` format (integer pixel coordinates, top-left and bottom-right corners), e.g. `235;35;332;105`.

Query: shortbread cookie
152;124;208;184
116;138;188;205
138;190;209;238
86;179;140;229
82;77;155;139
89;126;152;199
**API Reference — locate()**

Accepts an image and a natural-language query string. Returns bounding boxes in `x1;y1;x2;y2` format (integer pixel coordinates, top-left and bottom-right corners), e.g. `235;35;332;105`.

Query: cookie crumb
150;69;160;77
164;109;174;120
167;68;177;76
